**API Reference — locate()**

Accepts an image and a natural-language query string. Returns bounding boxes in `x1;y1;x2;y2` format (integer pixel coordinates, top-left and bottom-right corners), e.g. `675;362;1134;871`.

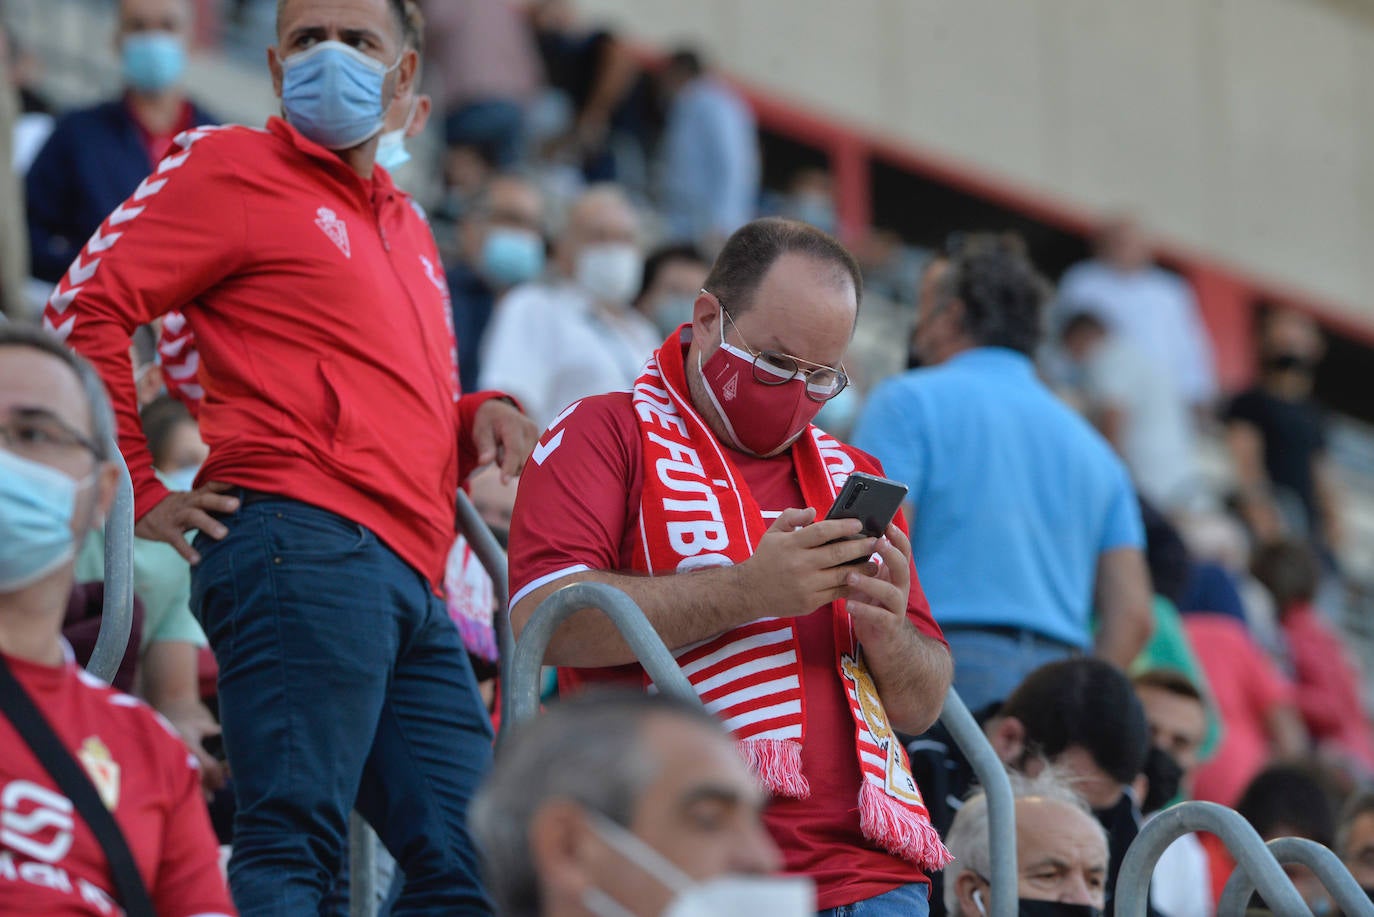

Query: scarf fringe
742;738;811;799
859;782;954;871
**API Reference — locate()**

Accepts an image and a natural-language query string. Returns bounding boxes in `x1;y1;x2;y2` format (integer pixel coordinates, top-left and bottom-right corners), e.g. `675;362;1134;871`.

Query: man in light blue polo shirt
853;234;1153;712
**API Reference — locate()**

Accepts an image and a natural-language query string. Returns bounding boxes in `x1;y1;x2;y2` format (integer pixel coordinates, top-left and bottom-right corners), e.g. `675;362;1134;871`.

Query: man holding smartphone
508;218;953;916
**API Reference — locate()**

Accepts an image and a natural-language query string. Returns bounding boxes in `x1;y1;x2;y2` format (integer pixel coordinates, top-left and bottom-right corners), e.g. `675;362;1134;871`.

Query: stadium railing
1217;836;1374;917
88;443;135;684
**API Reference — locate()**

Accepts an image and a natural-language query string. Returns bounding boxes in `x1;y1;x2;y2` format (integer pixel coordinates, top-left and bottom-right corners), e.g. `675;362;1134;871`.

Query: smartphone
824;472;908;564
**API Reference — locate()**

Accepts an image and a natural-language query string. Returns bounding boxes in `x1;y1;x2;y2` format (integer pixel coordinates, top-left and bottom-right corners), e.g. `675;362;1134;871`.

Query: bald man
479;184;659;428
27;0;216;283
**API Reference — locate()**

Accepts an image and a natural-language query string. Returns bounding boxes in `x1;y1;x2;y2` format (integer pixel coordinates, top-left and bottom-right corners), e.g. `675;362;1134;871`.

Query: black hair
703;217;863;317
1059;310;1108;342
1251;539;1320;612
937;232;1049;356
666;48;704;78
999;657;1150;786
636;243;709;306
1132;668;1204;705
140;395;195;469
1235;764;1337;846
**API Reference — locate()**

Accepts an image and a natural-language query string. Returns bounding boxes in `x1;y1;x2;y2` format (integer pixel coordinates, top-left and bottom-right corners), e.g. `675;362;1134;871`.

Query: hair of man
469;691;730;917
998;656;1150;787
701;217;863;319
934;231;1049;356
0;324;115;461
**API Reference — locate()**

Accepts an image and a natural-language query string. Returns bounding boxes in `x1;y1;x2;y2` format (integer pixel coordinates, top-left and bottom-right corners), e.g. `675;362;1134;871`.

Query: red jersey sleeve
148;728;236;916
456;390;522;483
42;126;248;520
507;394;641;610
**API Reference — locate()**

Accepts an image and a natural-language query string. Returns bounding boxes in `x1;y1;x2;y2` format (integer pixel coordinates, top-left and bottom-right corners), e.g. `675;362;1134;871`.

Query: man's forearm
511;568;754;667
864;625;952;736
1093;601;1153;668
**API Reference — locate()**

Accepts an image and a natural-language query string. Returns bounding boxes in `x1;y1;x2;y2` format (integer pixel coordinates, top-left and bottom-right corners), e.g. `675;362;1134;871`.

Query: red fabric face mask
698;328;825;457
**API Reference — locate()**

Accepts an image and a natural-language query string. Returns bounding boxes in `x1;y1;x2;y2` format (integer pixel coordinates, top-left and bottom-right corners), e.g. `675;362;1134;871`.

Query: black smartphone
823;472;909;563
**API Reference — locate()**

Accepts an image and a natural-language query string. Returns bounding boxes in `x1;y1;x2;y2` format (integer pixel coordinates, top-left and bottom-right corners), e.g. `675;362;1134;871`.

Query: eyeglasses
0;409;102;463
711;293;850;402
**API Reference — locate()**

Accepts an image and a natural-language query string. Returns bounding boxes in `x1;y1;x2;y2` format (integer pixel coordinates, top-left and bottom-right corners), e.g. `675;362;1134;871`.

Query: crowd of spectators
1;0;1372;915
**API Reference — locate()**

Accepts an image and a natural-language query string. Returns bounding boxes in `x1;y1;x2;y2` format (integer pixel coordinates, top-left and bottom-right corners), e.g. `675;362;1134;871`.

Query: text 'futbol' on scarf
628;329;951;871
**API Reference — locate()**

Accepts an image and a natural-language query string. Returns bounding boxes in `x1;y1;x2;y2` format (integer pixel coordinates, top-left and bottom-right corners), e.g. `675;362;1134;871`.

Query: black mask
1140;745;1183;815
1265;352;1314;374
1016;900;1102;917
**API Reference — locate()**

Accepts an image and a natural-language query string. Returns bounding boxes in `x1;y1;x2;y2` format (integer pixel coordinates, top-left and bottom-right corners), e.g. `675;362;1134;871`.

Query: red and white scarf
629;334;951;871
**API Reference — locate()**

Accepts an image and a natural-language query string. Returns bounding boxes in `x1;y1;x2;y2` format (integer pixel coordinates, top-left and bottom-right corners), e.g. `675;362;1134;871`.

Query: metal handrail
940;689;1017;917
1116;801;1309;916
454;490;512;724
87;445;134;683
506;582;701;729
1217;836;1373;917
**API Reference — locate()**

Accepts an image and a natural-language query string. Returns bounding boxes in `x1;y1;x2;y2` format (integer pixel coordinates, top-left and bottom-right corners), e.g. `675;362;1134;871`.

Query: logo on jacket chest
314;207;351;259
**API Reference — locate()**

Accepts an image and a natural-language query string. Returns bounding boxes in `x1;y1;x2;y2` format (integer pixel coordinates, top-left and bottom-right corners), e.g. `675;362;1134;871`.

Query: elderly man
27;0;216;284
944;772;1110;917
46;0;538;912
0;326;233;915
853;234;1153;712
507;217;953;914
471;692;806;916
479;183;658;428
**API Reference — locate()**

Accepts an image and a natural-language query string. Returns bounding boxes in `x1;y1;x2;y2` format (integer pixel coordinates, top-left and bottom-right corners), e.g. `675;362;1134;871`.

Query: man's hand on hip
739;508;877;619
472;398;539;483
135;482;240;565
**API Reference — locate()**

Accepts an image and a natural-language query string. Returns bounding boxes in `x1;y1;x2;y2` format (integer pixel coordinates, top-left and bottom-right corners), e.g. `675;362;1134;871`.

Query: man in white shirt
479;184;659;429
1059;310;1200;510
1058;216;1218;409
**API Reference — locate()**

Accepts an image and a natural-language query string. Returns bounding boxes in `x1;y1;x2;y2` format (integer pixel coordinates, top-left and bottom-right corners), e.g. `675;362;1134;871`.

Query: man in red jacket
44;0;537;912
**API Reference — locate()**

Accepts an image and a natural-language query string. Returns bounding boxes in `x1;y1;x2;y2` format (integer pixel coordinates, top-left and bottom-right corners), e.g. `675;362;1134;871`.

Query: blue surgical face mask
280;40;399;150
122;31;186;94
0;449;85;593
481;227;545;287
160;464;200;494
375;97;420;172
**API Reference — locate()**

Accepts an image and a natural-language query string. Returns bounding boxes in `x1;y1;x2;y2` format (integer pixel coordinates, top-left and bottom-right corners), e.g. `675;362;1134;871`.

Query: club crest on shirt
314;207;351;259
721;370;739;401
77;736;120;810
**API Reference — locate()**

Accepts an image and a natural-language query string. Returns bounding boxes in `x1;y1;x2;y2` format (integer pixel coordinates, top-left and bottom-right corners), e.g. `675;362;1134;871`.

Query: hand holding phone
823;472;908;566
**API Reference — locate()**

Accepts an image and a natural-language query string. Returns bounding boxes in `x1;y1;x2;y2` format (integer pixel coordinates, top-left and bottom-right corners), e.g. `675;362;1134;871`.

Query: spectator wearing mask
634;243;710;339
449;174;548;393
1132;670;1213;917
471;692;806;917
853;234;1153;712
1057;215;1217;410
1058;311;1199;511
507;218;954;914
480;184;657;428
46;0;540;911
657;49;759;248
910;658;1149;916
0;325;233;916
74;395;223;789
944;771;1110;917
423;0;542;170
1252;539;1374;774
1225;308;1343;554
1337;791;1374;898
154;0;433;418
26;0;216;284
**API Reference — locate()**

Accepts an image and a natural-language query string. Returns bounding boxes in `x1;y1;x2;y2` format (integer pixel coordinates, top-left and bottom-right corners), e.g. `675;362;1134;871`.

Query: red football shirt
0;651;233;916
507;392;944;910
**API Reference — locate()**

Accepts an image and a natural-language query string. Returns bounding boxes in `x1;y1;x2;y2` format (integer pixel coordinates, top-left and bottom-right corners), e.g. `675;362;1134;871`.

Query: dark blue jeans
191;498;493;915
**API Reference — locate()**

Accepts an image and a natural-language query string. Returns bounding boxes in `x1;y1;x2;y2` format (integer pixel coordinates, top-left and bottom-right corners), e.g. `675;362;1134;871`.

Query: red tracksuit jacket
44;117;500;587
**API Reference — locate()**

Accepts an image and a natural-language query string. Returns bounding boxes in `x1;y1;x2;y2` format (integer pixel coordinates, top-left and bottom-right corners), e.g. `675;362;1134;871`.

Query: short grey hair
0;324;115;461
470;692;725;917
943;768;1108;917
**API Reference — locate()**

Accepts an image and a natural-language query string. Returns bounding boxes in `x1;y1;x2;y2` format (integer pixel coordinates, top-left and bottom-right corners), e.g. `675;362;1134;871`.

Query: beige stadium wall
576;0;1374;329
